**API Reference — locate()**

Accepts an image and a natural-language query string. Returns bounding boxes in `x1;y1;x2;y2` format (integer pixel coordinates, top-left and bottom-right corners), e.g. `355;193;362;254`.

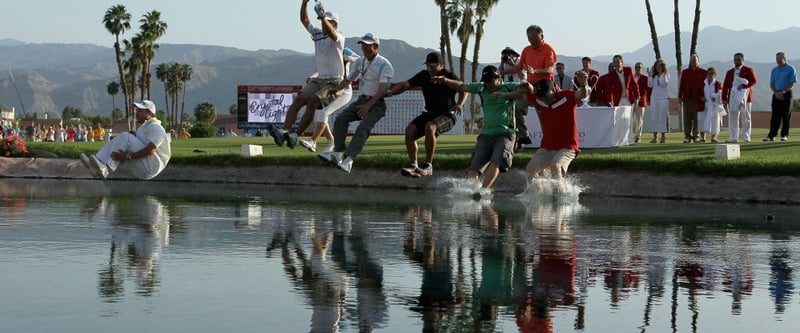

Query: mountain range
1;26;799;117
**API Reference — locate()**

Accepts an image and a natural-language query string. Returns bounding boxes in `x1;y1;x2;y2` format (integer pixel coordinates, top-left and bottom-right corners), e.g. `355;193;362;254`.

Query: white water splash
517;176;586;203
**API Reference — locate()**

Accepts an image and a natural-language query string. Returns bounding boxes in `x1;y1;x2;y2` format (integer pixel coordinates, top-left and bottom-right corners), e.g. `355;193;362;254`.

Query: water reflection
1;179;800;332
96;195;169;302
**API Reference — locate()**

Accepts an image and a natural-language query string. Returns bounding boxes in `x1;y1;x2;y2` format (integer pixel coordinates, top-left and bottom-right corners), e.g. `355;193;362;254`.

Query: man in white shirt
271;0;345;149
318;33;394;173
81;100;171;180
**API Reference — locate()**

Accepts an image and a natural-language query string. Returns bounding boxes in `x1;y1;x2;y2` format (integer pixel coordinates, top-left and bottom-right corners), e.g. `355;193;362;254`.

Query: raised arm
431;76;469;92
300;0;311;28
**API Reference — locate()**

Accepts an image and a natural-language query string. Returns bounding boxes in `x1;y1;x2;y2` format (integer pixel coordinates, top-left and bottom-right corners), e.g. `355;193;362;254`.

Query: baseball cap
481;65;500;82
501;47;519;57
357;33;379;45
423;52;444;65
324;11;339;22
133;100;157;114
533;79;554;97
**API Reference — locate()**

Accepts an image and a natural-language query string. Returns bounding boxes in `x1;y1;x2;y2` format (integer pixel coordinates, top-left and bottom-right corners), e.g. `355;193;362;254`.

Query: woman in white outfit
647;59;670;143
702;67;724;143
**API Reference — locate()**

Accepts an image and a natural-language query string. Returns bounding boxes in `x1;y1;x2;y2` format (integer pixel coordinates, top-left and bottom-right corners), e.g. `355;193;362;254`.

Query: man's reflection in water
268;208;388;332
515;200;581;333
97;195;169;302
269;210;349;333
769;234;795;314
719;232;754;315
403;205;455;331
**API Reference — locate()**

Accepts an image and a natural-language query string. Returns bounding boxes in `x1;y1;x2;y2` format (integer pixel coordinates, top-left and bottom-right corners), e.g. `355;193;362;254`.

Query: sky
2;0;800;63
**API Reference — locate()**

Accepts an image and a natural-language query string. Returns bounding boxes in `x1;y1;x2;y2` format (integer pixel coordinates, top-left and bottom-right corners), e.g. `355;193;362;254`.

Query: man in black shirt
386;52;467;177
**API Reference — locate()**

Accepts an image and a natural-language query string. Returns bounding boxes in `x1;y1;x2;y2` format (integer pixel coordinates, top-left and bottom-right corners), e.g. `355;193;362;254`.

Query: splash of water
517;176;586;204
434;176;493;201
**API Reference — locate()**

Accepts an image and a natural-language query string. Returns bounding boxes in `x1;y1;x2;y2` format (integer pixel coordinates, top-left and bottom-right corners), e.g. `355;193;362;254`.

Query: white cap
358;33;379;45
133;100;157;114
324;11;339;22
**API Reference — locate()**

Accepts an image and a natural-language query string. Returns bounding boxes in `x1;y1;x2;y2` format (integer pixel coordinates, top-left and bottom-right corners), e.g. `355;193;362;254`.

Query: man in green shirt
434;65;530;189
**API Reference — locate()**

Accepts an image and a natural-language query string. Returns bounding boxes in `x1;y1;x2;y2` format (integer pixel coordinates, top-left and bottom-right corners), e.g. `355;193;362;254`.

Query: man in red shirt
595;55;639;107
721;52;758;142
526;72;590;181
633;62;651;143
499;25;557;150
678;53;708;143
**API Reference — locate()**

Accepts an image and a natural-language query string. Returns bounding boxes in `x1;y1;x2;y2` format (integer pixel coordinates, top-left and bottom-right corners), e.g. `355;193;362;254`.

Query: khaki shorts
527;148;577;178
468;133;515;173
302;78;344;107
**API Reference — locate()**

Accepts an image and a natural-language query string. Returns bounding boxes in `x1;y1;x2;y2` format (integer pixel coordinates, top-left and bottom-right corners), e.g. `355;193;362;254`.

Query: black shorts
408;112;456;140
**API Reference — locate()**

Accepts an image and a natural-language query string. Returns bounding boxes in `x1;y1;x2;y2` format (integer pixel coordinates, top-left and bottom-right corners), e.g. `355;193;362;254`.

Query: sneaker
659;137;666;143
744;139;751;143
321;142;335;154
80;153;99;178
683;138;690;144
781;136;789;141
725;139;738;143
318;151;341;166
634;136;641;143
88;155;109;180
337;157;353;173
416;163;433;176
299;139;316;152
400;164;419;177
763;136;774;142
270;127;285;146
649;138;658;143
286;132;299;149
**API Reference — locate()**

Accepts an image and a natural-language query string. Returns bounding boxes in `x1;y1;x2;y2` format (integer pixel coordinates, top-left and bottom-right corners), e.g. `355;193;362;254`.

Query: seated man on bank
80;100;171;180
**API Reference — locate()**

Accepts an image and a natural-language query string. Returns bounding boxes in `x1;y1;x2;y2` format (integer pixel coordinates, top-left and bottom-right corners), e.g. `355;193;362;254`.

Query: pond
1;178;798;332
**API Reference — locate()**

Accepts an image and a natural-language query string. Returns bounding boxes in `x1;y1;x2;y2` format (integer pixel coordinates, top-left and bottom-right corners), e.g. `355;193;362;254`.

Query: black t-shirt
407;68;460;115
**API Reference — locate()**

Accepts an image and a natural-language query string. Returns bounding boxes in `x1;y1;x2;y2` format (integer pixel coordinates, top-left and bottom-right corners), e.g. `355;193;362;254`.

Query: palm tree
434;0;455;72
106;81;119;117
448;1;475;82
644;0;662;60
155;62;172;124
689;0;701;56
138;10;168;101
102;5;131;119
673;0;683;80
178;64;193;130
470;0;499;84
123;37;143;130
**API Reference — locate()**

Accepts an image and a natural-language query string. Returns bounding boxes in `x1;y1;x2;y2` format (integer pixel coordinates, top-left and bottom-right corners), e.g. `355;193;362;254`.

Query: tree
194;102;216;125
138;10;168;100
123;37;143;130
111;108;124;121
434;0;455;72
106;81;119;117
62;105;83;120
673;0;683;80
103;5;131;121
644;0;661;60
229;103;238;115
178;63;193;130
689;0;701;56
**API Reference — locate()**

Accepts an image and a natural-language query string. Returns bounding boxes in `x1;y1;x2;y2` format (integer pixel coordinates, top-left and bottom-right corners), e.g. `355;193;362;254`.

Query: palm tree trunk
690;0;701;56
114;40;129;123
673;0;683;80
645;0;661;60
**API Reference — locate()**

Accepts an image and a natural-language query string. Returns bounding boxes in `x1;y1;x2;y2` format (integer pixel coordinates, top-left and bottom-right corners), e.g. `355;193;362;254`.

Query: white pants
313;86;353;124
728;101;752;141
96;132;158;179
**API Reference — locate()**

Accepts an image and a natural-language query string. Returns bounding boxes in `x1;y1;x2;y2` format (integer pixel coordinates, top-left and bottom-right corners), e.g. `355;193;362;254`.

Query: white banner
525;106;632;148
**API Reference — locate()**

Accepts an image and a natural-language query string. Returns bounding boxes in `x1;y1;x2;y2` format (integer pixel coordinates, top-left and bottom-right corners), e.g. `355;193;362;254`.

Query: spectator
701;66;724;143
554;62;573;91
595;55;639;107
647;59;670;144
765;51;797;142
575;56;601;105
721;52;758;143
678;53;707;143
632;62;651;143
93;123;106;142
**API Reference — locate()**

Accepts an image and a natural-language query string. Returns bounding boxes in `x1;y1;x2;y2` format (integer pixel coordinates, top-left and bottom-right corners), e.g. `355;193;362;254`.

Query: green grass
26;128;800;177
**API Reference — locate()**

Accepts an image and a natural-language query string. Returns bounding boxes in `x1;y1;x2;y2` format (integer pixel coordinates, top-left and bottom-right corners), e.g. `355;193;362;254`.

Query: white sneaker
89;155;109;179
321;142;335;154
80;153;99;178
318;151;341;166
299;139;316;152
337;157;353;173
781;136;789;141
